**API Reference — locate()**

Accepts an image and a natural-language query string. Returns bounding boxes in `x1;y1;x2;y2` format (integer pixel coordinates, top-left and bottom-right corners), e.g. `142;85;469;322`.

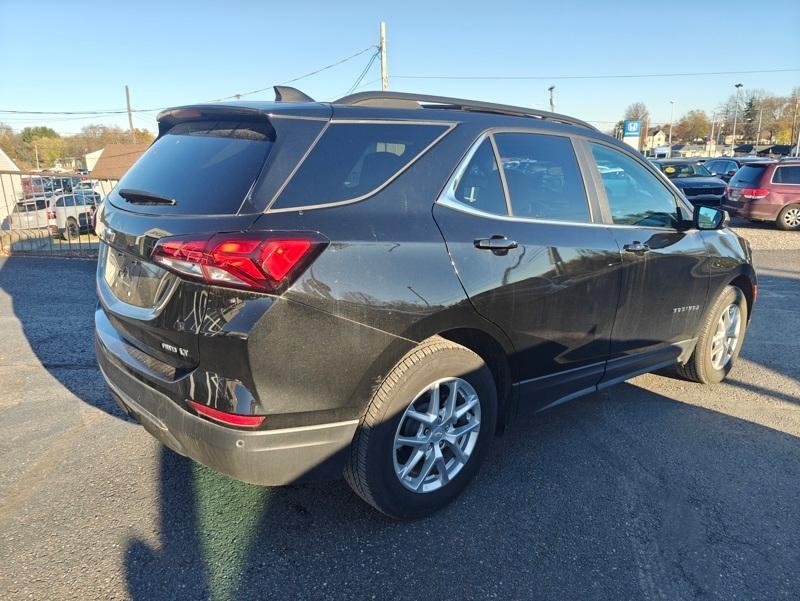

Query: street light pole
668;100;675;158
548;86;555;112
730;83;743;156
709;111;716;153
755;107;763;156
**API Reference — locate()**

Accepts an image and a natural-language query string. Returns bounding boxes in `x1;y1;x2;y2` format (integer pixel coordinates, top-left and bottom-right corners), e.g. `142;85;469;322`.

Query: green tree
673;110;711;143
20;126;59;144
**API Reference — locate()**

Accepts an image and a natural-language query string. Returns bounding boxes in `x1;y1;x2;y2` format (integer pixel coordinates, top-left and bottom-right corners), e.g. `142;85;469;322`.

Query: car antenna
273;86;315;103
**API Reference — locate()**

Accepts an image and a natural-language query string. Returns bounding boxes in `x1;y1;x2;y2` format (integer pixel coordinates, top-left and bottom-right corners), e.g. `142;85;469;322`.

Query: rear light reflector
740;188;769;200
151;232;327;293
187;400;265;427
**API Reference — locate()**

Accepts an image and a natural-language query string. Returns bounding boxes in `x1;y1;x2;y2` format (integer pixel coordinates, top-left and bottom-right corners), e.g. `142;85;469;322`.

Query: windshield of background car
661;163;712;178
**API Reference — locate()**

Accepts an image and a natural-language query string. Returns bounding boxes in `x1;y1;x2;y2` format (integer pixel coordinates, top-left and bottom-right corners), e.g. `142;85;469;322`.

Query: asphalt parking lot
0;223;798;600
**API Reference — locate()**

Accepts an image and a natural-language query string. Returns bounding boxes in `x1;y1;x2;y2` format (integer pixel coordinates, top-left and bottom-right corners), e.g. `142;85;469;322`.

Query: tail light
151;232;327;293
740;188;769;200
187;400;265;428
47;210;56;220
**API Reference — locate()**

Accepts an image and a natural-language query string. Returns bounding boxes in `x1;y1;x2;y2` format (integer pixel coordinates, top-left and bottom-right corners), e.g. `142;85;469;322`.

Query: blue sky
1;0;798;134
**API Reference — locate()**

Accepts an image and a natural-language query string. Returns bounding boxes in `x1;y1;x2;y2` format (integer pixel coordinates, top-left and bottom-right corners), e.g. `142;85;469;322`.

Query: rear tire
676;285;747;384
65;218;80;241
776;204;800;231
344;336;497;519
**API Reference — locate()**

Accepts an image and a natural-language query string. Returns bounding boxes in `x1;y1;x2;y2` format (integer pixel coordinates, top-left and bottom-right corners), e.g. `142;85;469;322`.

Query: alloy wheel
781;207;800;228
710;302;741;370
393;377;481;493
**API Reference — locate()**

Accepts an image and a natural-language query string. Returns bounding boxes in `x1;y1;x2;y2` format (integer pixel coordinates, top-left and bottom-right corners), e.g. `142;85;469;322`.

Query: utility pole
379;22;389;92
125;85;135;143
796;119;800;157
667;100;675;158
730;83;743;156
791;96;799;154
548;86;555;112
34;143;40;170
754;107;763;156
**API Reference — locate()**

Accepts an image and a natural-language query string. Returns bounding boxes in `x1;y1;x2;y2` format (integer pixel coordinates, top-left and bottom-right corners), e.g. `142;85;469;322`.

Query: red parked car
723;158;800;230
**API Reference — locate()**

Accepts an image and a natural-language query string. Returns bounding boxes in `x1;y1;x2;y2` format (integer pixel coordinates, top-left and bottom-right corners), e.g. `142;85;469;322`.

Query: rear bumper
96;334;359;485
722;199;781;221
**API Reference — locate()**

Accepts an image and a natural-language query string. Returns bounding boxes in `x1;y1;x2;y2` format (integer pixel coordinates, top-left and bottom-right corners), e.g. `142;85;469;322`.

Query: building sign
623;120;642;138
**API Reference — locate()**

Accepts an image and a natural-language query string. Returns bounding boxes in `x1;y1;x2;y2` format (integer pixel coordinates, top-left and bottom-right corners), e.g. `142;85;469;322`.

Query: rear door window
494;133;590;222
273;122;449;209
772;166;800;184
730;164;768;187
111;120;274;215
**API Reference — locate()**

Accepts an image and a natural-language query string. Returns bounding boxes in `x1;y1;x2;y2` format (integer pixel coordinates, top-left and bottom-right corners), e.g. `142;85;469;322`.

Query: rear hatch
97;107;328;372
727;163;770;203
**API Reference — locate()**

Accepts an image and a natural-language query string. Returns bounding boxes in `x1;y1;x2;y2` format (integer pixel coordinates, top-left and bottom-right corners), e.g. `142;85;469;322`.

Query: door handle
474;236;518;252
623;241;650;254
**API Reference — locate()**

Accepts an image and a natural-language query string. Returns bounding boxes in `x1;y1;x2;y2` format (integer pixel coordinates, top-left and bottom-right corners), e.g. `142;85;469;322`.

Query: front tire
677;285;748;384
344;336;497;519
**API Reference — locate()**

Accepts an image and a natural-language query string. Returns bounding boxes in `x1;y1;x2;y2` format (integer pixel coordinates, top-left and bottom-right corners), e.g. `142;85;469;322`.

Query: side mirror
694;205;729;230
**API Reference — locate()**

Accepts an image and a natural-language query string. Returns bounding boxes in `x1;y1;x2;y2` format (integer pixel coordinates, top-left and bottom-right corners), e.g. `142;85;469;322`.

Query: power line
393;67;800;81
208;45;378;102
0;45;379;116
343;51;380;96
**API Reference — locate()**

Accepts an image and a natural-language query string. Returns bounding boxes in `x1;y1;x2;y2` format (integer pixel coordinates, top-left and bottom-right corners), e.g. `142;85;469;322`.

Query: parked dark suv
723;158;800;230
705;157;774;182
651;158;728;206
95;88;757;518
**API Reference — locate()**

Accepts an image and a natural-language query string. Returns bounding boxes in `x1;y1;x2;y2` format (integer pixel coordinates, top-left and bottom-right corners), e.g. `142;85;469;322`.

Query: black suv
95;88;756;519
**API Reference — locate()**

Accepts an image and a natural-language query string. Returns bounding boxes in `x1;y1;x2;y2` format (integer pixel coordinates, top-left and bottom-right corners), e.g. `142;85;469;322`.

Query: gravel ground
0;246;798;601
730;217;800;250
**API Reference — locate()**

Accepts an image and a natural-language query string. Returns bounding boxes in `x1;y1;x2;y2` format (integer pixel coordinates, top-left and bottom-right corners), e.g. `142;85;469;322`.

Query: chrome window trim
770;165;800;185
267;113;329;122
583;138;691;228
437;128;596;225
265;119;457;214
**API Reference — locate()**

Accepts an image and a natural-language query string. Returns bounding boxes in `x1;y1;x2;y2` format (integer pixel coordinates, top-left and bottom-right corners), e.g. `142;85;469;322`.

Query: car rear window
730;164;768;187
273;122;450;210
110;120;274;214
772;166;800;184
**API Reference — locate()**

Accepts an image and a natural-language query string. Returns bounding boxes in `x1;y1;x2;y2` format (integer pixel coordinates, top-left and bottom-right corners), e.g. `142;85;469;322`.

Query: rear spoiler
156;87;323;138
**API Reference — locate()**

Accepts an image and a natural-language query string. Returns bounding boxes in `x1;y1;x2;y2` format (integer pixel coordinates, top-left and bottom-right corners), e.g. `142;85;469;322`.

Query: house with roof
0;148;22;230
643;127;668;153
87;143;149;180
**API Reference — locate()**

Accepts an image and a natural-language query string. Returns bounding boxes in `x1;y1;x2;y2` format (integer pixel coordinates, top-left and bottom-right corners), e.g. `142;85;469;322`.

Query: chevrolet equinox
95;87;757;519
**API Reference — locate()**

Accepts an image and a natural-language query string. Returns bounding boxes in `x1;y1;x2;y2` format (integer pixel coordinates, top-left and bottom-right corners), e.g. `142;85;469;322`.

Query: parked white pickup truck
46;193;100;240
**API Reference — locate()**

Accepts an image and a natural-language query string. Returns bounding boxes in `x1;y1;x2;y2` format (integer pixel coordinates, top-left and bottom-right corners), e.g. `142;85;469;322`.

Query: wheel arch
729;273;756;322
436;327;515;432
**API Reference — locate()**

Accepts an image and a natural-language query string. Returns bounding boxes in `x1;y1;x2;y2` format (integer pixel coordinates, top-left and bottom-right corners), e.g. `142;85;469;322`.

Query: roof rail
333;91;597;131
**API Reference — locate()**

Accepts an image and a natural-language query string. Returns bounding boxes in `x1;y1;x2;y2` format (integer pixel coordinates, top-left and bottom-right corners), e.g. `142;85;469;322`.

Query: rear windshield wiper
118;189;176;206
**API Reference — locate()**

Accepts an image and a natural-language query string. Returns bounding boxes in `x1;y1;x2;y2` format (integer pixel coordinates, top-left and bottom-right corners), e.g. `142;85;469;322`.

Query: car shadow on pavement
0;255;798;599
0;255;132;421
121;382;800;601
